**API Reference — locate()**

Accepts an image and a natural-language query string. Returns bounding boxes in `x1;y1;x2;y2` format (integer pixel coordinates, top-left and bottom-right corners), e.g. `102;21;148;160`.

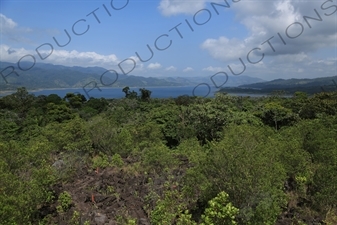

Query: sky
1;0;336;83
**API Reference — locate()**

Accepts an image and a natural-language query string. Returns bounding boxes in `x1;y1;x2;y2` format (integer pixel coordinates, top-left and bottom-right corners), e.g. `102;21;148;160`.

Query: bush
58;191;73;212
201;191;239;225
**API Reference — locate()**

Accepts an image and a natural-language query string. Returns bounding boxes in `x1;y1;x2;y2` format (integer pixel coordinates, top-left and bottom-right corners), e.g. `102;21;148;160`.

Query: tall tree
140;88;152;101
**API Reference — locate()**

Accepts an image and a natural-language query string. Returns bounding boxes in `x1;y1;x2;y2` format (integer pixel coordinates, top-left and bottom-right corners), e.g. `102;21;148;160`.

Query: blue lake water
30;86;219;99
1;86;272;99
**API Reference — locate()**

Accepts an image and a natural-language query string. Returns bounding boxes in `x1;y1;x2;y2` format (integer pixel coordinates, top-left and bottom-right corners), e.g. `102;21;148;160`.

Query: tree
140;88;152;101
63;93;87;108
201;191;239;225
85;97;108;113
46;103;75;123
181;99;228;145
258;102;297;130
284;91;308;114
184;125;287;224
0;112;20;141
299;91;337;119
122;86;130;97
174;95;196;106
0;87;35;115
80;97;109;119
46;94;63;105
122;86;138;99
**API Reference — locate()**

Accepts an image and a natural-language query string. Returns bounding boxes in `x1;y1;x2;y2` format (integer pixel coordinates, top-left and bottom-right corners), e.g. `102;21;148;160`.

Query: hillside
219;75;337;95
0;62;264;91
162;75;265;87
0;62;183;91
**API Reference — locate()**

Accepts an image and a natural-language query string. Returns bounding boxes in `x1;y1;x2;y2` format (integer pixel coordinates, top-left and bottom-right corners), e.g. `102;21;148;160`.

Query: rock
52;160;64;169
140;218;150;225
94;212;107;225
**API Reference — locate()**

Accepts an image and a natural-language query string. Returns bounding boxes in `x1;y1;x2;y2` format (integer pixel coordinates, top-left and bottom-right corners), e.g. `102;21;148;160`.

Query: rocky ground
38;156;188;225
38;157;326;225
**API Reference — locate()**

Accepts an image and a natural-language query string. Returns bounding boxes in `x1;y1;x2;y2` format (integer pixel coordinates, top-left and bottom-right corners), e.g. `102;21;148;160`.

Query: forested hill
1;87;337;224
0;61;264;91
0;61;181;91
161;75;265;87
220;75;337;94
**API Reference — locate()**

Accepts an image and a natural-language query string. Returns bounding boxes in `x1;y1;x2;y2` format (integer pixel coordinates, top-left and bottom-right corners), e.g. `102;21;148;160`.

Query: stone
94;212;107;225
52;160;64;169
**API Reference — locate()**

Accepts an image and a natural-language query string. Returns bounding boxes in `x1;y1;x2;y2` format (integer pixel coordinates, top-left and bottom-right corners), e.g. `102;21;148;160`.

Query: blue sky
1;0;336;82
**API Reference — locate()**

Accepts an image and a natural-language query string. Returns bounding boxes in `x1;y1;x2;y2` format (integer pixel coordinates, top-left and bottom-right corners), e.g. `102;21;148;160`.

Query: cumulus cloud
158;0;207;16
227;53;337;80
157;0;234;16
39;49;120;67
201;37;247;61
0;14;17;31
147;62;162;69
165;66;177;71
202;66;225;72
1;44;119;67
201;0;337;62
183;67;194;72
0;44;31;62
0;44;149;76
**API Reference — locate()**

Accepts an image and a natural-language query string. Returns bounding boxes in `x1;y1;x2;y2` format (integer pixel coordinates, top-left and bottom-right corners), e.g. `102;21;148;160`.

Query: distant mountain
0;61;265;91
219;75;337;95
161;75;265;87
0;62;180;91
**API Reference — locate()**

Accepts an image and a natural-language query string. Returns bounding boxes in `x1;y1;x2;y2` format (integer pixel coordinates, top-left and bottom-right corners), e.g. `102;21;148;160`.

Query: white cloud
165;66;177;71
0;14;35;44
273;52;310;63
0;14;17;31
202;66;225;72
0;44;148;75
148;62;162;69
231;53;336;80
158;0;207;16
201;37;247;61
202;0;337;62
183;67;194;72
0;44;31;62
157;0;234;16
1;44;118;67
40;49;120;66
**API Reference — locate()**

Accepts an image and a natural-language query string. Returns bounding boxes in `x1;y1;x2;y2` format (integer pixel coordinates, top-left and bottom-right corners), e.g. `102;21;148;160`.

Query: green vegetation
57;191;73;213
1;87;337;224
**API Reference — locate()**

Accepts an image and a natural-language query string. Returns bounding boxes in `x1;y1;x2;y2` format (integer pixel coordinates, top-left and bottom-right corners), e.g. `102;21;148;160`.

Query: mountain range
219;75;337;95
0;61;264;91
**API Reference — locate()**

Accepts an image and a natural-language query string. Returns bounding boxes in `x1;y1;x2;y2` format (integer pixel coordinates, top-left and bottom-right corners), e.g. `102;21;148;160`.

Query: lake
0;86;273;99
30;86;217;99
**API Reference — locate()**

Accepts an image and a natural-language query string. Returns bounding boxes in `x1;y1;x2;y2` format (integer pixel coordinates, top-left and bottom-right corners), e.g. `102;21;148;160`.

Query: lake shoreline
0;85;197;94
0;87;281;99
1;86;218;99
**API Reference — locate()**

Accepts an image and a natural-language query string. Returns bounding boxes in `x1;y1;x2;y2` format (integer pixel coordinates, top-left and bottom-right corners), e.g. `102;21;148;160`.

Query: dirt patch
40;155;189;225
43;163;152;224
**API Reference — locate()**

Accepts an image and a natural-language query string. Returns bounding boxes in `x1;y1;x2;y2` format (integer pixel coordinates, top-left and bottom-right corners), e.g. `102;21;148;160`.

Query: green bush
201;191;239;225
58;191;73;212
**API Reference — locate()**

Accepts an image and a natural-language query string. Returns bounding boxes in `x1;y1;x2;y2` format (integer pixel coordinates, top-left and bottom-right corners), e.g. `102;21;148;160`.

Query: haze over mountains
0;62;264;91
